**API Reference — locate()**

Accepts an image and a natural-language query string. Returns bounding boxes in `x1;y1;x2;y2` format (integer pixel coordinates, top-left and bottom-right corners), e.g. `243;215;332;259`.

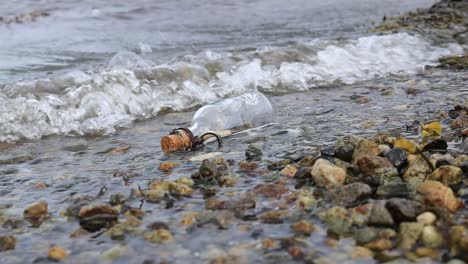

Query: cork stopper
161;129;193;153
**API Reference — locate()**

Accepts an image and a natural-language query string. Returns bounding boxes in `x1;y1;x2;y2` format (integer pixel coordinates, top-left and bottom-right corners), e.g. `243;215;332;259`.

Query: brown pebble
280;164;298;178
239;161;258;171
365;239;393;251
158;161;180;171
32;182;48;189
417;180;460;212
290;220;315;236
261;238;278;249
23;201;48;226
324;238;339;248
0;235;16;251
48;245;68;261
288;246;305;259
252;183;288;198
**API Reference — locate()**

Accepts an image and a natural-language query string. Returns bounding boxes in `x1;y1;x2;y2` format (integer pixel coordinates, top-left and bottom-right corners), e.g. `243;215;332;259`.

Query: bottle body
188;91;277;136
161;91;276;153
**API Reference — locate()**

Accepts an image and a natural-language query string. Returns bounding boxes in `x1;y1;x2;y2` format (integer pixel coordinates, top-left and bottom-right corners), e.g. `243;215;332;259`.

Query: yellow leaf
421;122;442;138
394;136;418;154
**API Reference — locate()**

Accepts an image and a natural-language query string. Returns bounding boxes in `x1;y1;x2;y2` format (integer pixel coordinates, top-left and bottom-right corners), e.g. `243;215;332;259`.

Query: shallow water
0;0;467;263
1;68;467;263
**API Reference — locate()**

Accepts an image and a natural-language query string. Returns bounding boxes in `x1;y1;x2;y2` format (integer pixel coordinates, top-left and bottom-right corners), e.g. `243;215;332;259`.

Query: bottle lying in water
161;91;277;153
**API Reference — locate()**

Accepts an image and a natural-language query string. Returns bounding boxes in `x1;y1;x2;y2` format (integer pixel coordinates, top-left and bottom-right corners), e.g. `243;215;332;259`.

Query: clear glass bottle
161;91;277;152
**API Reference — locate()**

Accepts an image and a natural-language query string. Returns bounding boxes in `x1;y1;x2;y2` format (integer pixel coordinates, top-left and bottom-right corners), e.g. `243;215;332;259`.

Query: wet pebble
385;148;407;172
239;161;258;171
356;155;399;184
158;161;180;171
252;183;288;198
352;139;380;164
48;245;68;261
23;201;48;227
144;229;173;244
245;144;263;161
290;220;315;236
0;235;16;251
325;182;372;207
280;164;298;178
376;182;415;199
311;159;346;189
78;205;119;232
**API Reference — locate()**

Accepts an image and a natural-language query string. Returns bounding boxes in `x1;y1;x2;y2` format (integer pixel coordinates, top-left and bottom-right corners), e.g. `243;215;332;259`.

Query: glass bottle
161;91;277;153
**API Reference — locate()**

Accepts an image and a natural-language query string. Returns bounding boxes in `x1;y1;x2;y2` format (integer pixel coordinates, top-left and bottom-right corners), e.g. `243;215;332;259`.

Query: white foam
0;33;462;142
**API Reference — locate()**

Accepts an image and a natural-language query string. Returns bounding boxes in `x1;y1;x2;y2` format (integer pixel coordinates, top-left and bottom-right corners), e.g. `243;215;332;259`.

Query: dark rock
245;144;263;161
460;162;468;174
0;235;16;251
78;205;119;232
385;198;425;223
267;159;291;171
385;148;408;172
198;159;221;179
294;167;311;179
148;221;170;231
320;147;335;157
368;204;394;226
324;183;372;207
376;182;416;199
109;193;125;206
423;139;448;153
335;144;355;163
435;159;451;168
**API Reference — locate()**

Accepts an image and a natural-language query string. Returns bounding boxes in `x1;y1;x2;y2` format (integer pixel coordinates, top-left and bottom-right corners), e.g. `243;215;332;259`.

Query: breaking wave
0;33;462;142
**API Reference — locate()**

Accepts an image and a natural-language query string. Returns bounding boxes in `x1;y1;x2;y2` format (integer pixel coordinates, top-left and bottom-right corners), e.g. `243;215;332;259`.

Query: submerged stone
78;205;119;232
0;235;15;251
23;201;48;227
245;144;263;161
